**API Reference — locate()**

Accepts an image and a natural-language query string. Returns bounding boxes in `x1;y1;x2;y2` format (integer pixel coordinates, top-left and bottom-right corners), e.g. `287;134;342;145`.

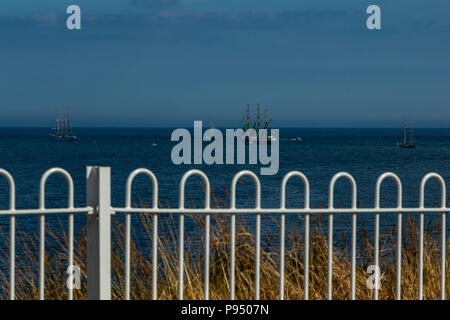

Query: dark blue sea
0;127;448;268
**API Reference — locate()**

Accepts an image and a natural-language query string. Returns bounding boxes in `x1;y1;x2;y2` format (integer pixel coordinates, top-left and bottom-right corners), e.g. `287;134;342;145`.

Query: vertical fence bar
418;173;446;301
1;169;16;300
38;173;46;301
374;211;379;300
230;212;236;300
418;211;424;300
178;170;211;300
255;212;261;300
441;212;446;300
418;176;426;301
304;213;310;300
178;213;184;300
125;212;131;300
328;173;357;300
68;213;74;300
152;213;158;300
230;171;260;300
327;213;333;300
40;168;75;300
375;173;402;301
280;172;310;300
204;212;210;300
327;176;335;302
66;171;75;301
439;183;446;301
9;215;15;300
254;193;261;300
279;211;285;300
201;172;212;301
178;180;185;300
125;169;159;300
87;166;112;300
351;212;357;300
39;214;45;300
397;212;402;300
349;179;357;301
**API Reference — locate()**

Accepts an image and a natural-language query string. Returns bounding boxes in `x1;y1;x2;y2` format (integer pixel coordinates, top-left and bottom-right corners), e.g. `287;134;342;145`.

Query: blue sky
1;1;449;127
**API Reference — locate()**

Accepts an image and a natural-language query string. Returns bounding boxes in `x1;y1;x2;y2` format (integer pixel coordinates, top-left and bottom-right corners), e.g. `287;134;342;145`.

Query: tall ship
242;104;276;144
49;107;78;142
397;117;416;148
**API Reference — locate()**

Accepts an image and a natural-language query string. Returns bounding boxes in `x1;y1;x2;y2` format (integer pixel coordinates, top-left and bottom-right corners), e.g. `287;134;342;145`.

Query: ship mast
55;108;59;136
265;109;270;129
403;117;407;145
67;106;71;135
64;107;67;136
59;107;63;136
256;104;260;130
246;104;250;130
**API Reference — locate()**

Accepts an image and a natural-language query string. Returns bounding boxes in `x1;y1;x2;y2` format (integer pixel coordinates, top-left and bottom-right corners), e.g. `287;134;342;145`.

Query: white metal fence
0;166;447;300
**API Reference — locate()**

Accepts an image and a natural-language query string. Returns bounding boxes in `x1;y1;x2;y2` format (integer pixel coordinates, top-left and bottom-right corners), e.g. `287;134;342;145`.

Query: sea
0;127;448;270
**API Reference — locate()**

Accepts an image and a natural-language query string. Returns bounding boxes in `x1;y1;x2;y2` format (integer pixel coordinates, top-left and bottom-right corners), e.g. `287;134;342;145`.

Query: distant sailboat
397;117;416;148
49;107;78;142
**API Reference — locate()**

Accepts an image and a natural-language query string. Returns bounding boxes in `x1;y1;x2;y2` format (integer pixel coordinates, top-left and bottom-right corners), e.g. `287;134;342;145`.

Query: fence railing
0;166;447;300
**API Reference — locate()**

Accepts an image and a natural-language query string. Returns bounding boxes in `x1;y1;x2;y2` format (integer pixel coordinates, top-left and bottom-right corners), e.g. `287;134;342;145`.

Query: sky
0;0;449;127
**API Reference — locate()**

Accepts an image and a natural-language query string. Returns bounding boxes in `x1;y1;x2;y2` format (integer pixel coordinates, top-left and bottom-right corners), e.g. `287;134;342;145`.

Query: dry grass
0;185;448;300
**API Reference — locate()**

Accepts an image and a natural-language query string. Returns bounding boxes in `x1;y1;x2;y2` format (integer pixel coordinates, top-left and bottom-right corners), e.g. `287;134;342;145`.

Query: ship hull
49;134;78;142
398;143;416;149
243;135;276;145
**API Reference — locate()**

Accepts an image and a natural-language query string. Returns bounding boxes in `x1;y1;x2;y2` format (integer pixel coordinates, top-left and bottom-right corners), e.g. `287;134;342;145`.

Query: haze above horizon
1;0;449;128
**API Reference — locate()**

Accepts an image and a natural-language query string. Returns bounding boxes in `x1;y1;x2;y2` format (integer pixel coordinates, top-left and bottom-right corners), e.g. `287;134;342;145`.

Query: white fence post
87;166;112;300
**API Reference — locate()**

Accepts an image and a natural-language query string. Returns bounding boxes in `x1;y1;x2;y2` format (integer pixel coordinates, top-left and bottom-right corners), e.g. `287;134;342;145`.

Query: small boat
397;118;416;148
152;143;157;147
50;107;78;142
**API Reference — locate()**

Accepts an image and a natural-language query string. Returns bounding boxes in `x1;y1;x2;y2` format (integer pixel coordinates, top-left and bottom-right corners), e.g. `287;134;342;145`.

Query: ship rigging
50;107;78;142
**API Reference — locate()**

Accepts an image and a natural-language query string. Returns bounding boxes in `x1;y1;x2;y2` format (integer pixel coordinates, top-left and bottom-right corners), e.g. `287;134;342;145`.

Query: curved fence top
39;168;74;209
328;172;357;209
0;169;16;210
125;168;159;209
420;172;447;208
179;169;211;209
230;170;261;209
375;172;403;209
280;171;310;209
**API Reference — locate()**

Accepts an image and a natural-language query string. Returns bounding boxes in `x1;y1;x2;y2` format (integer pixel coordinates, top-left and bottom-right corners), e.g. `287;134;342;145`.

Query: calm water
0;127;448;254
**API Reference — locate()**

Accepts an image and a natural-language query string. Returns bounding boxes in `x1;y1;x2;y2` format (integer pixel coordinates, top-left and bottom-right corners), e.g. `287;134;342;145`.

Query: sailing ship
49;107;78;142
242;104;276;145
397;118;416;148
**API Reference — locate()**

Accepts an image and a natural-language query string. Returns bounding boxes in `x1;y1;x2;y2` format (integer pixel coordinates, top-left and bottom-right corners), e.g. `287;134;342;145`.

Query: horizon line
1;125;449;129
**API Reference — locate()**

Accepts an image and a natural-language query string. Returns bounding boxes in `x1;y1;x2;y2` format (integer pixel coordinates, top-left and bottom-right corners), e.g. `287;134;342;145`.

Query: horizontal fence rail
0;166;448;300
